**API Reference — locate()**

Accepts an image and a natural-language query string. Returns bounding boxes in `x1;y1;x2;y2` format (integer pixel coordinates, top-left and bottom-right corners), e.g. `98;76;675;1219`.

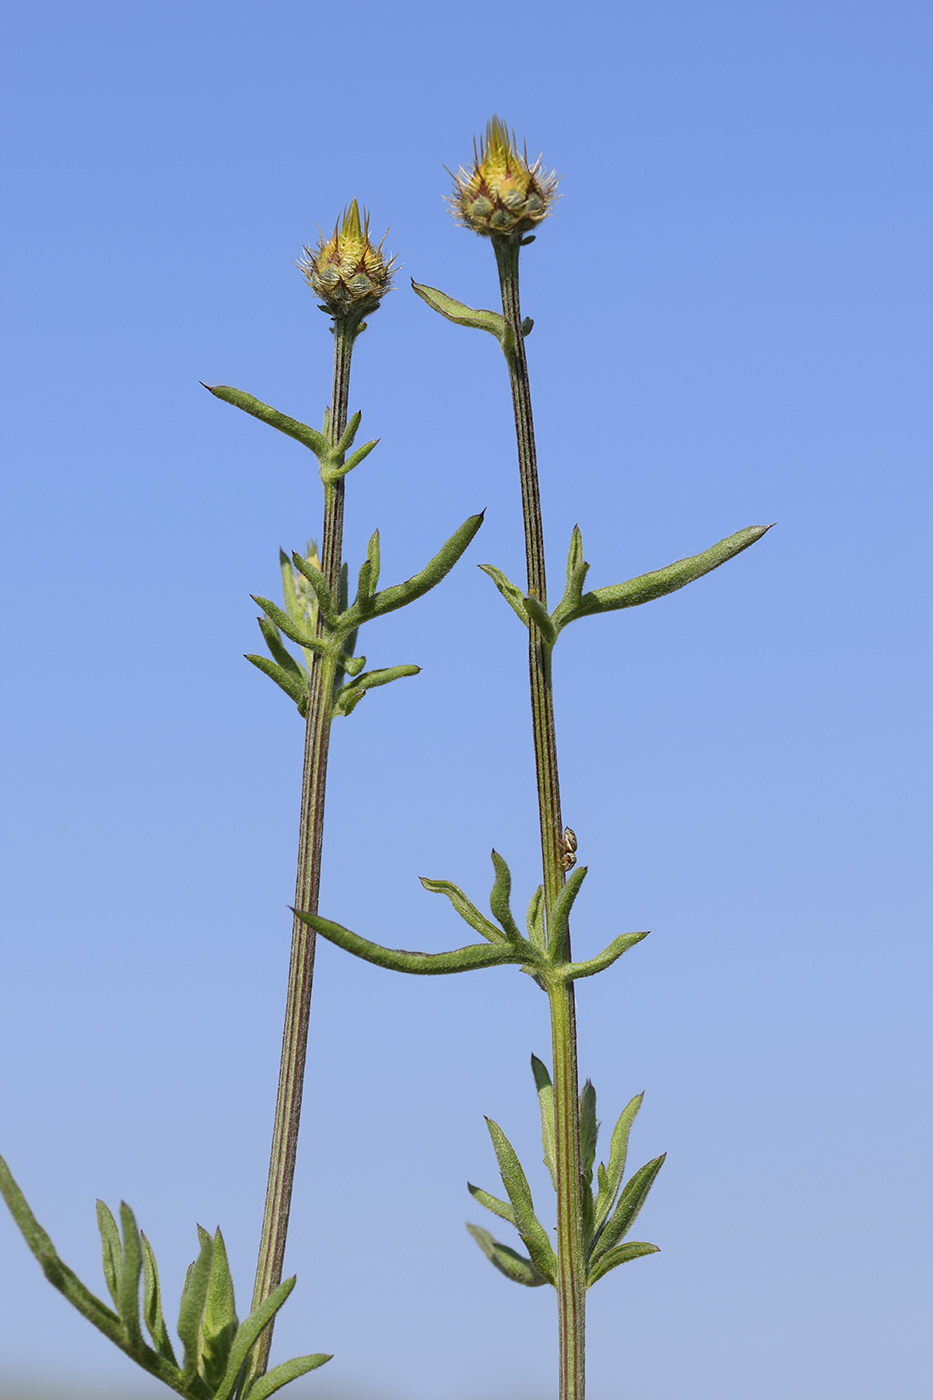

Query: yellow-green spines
451;117;559;238
299;200;395;315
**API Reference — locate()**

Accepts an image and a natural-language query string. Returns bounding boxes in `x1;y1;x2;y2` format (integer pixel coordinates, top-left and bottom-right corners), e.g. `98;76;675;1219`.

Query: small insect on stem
560;827;578;872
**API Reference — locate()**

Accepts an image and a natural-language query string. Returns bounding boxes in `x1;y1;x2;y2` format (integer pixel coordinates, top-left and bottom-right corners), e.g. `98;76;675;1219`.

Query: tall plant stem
248;316;357;1379
493;233;586;1400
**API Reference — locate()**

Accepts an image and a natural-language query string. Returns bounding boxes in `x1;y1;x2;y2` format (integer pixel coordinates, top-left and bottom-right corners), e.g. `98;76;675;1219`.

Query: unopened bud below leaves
298;200;395;317
450;116;559;238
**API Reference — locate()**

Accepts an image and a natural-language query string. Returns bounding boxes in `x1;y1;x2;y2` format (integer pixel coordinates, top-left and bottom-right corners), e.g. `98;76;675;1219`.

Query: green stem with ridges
493;232;586;1400
247;315;358;1381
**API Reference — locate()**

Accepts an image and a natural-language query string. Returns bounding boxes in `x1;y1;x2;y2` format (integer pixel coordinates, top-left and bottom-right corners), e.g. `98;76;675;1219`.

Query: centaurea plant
1;125;769;1400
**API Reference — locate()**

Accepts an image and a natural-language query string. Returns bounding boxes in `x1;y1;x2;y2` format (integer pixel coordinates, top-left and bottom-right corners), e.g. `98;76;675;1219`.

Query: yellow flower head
299;200;395;315
450;116;559;238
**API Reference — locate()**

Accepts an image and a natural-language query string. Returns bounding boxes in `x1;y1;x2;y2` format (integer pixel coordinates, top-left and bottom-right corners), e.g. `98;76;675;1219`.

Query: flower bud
299;200;395;317
450;116;559;238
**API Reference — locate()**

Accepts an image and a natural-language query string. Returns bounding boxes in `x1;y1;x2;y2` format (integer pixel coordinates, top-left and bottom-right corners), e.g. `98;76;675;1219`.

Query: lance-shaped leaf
296;910;541;975
548;865;588;964
204;385;327;458
198;1228;239;1390
485;1118;557;1284
593;1093;644;1235
213;1276;297;1400
587;1240;659;1288
251;596;328;656
551;525;591;629
257;617;307;682
466;1224;549;1287
523;593;557;646
489;850;523;944
578;1081;599;1244
141;1232;177;1365
0;1158;126;1349
334;409;362;457
244;1352;332;1400
560;525;773;627
331;436;379;480
117;1202;143;1351
246;655;310;712
96;1200;122;1309
531;1054;557;1191
346;512;485;624
467;1182;516;1225
420;875;506;944
411;281;507;343
579;1082;599;1188
563;929;650;981
333;663;421;718
279;548;305;624
292;552;338;629
177;1234;213;1387
478;563;529;625
526;885;546;954
356;529;381;606
589;1155;666;1266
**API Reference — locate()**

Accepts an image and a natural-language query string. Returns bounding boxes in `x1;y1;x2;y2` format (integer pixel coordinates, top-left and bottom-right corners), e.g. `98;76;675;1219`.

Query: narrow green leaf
411;281;506;341
291;553;337;628
251;596;325;653
96;1200;122;1309
579;1081;599;1188
0;1158;124;1348
485;1118;557;1283
590;1155;666;1264
478;563;529;625
530;1055;557;1191
345;663;421;694
360;512;485;621
526;886;546;953
552;525;591;629
593;1093;644;1233
204;385;327;457
548;865;588;964
587;1240;659;1288
564;525;774;624
141;1232;177;1365
177;1235;213;1386
117;1203;143;1350
365;529;381;593
244;1352;332;1400
334;409;362;456
521;316;534;337
420;876;505;944
279;548;303;623
246;655;309;711
489;850;523;944
341;652;366;677
524;593;557;645
334;685;366;717
258;618;306;681
333;437;378;478
467;1182;516;1225
296;910;536;975
564;929;650;981
466;1224;549;1287
213;1277;296;1400
198;1228;239;1390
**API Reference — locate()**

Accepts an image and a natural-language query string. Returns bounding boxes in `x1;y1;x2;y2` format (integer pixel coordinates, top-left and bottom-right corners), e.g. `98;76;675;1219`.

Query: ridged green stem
247;316;357;1380
493;233;586;1400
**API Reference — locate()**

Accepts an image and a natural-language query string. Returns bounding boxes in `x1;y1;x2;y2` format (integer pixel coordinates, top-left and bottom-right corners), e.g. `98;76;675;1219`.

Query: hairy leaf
590;1155;666;1264
485;1119;556;1283
297;910;538;975
489;850;523;943
419;876;505;944
244;1352;332;1400
96;1200;122;1310
141;1232;177;1365
564;929;650;981
466;1224;549;1287
411;282;507;342
477;563;529;625
588;1240;659;1287
530;1055;557;1191
467;1183;516;1225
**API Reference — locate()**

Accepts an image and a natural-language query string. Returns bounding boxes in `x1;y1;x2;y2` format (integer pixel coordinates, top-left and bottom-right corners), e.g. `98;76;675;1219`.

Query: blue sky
1;2;930;1398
